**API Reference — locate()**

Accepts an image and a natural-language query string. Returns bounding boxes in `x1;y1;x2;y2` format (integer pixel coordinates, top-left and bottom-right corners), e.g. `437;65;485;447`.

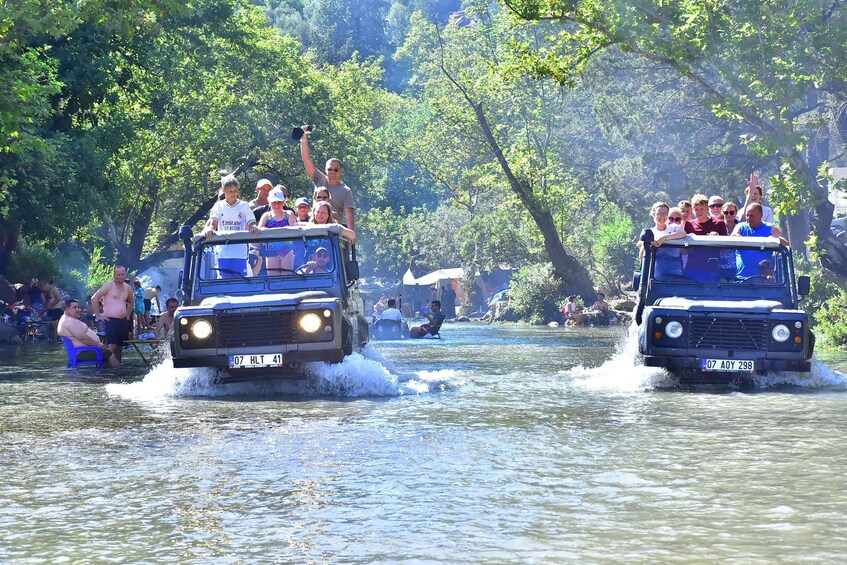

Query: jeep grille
216;311;298;348
689;318;768;350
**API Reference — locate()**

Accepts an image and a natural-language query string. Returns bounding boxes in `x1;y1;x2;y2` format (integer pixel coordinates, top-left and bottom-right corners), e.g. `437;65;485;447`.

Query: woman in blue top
258;188;297;275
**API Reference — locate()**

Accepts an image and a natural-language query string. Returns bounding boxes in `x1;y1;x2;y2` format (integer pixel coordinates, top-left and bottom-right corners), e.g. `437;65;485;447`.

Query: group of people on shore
56;266;180;368
561;292;616;327
642;173;786;282
204;126;357;278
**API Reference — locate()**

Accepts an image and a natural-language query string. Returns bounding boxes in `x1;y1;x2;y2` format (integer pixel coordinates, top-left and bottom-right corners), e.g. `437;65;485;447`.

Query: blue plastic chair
60;336;104;368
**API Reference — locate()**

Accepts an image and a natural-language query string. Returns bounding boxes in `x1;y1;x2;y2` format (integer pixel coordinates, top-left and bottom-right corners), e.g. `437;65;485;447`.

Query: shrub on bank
795;255;847;350
509;262;565;325
814;288;847;349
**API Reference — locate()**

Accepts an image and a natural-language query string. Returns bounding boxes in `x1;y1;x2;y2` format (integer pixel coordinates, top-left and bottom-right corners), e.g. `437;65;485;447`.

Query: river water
1;323;846;563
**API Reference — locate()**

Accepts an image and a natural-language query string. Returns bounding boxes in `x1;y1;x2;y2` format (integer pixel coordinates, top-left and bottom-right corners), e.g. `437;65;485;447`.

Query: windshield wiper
209;267;249;280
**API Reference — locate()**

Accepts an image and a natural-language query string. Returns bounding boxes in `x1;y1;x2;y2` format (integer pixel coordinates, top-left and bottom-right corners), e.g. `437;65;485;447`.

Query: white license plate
701;358;755;372
229;353;284;369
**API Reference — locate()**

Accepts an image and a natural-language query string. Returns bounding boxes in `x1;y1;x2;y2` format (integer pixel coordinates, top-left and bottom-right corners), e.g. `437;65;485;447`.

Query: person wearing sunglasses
639;202;685;278
299;125;356;231
297;246;333;274
708;195;725;220
721;202;739;233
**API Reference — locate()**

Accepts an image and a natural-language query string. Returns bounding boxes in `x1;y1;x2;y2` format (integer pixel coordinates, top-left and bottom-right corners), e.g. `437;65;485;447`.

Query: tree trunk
469;100;597;302
783;149;847;275
119;180;160;270
0;223;20;277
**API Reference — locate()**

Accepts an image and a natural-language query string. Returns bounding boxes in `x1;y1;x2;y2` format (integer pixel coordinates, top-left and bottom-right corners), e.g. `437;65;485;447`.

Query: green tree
396;5;597;301
500;0;847;274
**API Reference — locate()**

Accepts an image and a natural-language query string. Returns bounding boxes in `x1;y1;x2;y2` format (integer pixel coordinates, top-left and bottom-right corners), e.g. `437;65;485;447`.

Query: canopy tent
402;267;465;286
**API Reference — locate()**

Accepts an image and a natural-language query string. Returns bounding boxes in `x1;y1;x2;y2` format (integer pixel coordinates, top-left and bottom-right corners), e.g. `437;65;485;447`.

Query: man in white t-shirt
204;175;260;278
58;299;120;368
380;298;403;322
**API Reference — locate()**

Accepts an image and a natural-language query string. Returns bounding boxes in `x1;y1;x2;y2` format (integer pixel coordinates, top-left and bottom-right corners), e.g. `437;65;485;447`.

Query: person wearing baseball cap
294;197;311;224
250;180;281;223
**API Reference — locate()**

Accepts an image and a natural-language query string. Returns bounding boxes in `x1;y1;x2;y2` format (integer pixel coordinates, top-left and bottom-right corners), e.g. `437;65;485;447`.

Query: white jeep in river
633;232;814;383
170;224;369;382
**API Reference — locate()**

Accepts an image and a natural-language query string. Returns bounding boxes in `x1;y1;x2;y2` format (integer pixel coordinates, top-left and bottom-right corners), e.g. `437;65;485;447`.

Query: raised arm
300;126;318;179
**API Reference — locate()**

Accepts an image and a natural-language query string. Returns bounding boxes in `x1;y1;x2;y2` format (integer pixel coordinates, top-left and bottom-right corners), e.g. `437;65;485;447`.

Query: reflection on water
0;324;845;563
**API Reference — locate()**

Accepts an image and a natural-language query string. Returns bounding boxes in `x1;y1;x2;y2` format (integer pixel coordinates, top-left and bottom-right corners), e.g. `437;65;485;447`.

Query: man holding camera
299;125;356;230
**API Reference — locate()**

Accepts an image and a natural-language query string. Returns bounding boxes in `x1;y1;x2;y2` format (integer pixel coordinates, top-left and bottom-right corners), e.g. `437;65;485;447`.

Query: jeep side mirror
346;260;360;282
632;271;641;291
797;275;810;296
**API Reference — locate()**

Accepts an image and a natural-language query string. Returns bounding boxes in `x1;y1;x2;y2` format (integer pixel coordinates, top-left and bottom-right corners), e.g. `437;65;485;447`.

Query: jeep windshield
645;235;797;304
196;231;337;281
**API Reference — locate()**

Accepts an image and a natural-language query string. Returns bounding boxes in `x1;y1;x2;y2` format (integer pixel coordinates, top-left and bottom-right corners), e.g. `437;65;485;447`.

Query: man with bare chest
90;266;134;361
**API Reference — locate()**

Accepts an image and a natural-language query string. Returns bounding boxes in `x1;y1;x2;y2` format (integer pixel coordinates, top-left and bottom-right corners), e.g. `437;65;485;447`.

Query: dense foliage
3;0;847;344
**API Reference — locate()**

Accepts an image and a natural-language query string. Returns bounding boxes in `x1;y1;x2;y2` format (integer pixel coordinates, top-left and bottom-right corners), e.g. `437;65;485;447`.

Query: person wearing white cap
258;188;297;275
294;197;311;223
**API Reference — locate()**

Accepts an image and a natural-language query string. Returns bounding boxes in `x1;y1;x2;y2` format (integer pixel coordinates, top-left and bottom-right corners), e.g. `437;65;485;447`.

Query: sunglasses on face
724;210;737;216
316;251;329;258
316;195;329;200
326;168;340;172
709;203;723;208
668;217;683;223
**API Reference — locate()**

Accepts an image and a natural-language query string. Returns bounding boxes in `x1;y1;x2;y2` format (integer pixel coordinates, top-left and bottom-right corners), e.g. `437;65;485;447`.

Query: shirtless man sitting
89;265;134;362
155;298;179;338
58;299;120;368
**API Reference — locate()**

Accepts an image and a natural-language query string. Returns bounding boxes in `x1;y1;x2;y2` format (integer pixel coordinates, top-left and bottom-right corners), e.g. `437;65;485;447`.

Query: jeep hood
196;290;331;309
654;297;784;313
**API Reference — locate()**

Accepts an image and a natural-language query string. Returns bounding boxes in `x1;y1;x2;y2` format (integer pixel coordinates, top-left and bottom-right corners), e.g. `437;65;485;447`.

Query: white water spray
106;343;462;401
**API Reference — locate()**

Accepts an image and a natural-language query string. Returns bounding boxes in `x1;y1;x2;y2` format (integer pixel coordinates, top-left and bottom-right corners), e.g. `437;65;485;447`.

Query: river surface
1;323;846;563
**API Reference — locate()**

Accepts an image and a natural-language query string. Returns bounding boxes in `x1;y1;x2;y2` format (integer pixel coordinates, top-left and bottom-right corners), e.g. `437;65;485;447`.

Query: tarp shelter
402;267;465;286
401;267;487;314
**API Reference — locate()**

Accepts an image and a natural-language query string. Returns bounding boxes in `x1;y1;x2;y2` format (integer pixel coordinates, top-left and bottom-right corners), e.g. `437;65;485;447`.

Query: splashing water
570;323;846;391
106;343;462;401
570;324;677;391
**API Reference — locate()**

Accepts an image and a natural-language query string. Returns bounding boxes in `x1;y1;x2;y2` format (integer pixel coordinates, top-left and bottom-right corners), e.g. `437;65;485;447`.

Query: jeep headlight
665;321;684;339
300;312;322;333
772;324;790;343
191;319;213;340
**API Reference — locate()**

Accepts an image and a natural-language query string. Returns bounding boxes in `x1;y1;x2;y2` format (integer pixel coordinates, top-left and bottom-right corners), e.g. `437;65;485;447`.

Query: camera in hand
291;124;314;141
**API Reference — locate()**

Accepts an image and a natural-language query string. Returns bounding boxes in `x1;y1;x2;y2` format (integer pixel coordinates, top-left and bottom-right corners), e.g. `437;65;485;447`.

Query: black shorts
105;317;131;347
44;308;63;321
143;299;152;314
76;348;113;362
